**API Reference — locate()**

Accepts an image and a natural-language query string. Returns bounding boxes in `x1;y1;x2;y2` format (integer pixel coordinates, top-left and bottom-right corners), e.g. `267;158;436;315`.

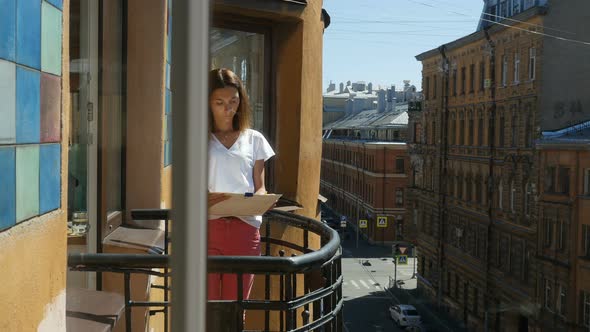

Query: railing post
124;272;132;332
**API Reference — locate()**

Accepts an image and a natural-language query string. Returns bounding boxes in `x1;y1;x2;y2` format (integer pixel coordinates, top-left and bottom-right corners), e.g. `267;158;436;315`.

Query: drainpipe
436;45;450;308
483;28;497;332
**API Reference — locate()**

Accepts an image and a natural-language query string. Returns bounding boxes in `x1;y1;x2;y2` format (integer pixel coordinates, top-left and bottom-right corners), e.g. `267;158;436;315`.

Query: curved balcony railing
67;209;343;332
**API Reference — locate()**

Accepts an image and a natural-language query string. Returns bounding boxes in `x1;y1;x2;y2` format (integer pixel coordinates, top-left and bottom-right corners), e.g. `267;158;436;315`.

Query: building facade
321;104;415;245
408;1;590;330
536;121;590;331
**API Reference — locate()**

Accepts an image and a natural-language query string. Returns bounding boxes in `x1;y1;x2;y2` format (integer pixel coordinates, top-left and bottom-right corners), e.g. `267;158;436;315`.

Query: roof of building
536;120;590;148
323;103;409;130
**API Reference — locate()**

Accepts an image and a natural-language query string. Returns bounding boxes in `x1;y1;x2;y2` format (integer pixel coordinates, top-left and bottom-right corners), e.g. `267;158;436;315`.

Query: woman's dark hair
208;68;251;132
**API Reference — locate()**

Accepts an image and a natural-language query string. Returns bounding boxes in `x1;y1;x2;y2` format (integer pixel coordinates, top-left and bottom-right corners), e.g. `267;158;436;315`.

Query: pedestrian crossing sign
377;216;387;228
359;219;368;228
397;255;408;265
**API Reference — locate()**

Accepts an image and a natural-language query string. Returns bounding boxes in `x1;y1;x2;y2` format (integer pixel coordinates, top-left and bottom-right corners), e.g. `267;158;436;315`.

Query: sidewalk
389;286;468;332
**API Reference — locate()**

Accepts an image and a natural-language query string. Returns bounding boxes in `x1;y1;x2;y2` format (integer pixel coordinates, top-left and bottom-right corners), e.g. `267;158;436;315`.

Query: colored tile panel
16;66;40;143
16;0;41;69
0;147;16;230
0;60;16;144
16;145;39;222
39;143;60;213
0;0;17;61
45;0;62;10
166;63;170;90
165;89;171;115
41;1;62;75
40;73;60;142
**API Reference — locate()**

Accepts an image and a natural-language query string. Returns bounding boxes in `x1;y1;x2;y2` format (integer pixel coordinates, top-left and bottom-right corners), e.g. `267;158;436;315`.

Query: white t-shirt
208;128;275;228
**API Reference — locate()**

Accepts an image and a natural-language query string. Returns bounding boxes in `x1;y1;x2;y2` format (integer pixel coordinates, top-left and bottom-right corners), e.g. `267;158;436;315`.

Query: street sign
340;215;347;227
399;246;407;255
359;219;368;228
377;216;387;228
340;215;346;221
397;255;408;265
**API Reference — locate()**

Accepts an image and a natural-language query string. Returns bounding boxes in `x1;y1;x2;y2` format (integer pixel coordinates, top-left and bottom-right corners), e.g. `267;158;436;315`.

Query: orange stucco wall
0;1;70;330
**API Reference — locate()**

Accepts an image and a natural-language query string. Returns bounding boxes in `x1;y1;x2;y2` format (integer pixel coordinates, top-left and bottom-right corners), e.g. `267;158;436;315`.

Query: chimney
377;90;386;112
368;82;373;94
386;88;394;112
339;82;344;93
327;80;335;92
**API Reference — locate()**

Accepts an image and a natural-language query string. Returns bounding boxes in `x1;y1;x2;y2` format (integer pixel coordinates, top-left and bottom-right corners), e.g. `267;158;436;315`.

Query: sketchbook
209;193;282;217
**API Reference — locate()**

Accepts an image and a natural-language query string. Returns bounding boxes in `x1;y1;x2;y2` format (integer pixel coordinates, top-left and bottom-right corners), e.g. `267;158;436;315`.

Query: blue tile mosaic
16;145;39;222
0;60;16;144
16;66;40;143
165;89;171;115
0;147;16;230
39;143;60;213
16;0;41;70
41;1;62;75
45;0;62;10
0;0;16;61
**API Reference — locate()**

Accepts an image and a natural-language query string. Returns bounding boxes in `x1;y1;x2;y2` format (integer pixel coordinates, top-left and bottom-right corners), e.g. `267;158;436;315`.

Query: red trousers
207;217;261;300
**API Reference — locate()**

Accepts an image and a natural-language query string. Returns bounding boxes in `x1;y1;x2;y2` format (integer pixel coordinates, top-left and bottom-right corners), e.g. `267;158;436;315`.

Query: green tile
16;145;39;222
41;2;62;76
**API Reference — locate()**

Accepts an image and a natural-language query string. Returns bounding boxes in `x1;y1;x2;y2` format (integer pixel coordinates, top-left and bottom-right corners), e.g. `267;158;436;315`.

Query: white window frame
498;181;504;209
529;47;536;80
513;52;520;84
502;55;508;87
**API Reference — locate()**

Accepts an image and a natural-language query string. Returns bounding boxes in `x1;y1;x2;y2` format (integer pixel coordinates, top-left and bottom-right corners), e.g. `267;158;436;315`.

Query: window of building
524;0;535;9
499;115;505;147
469;118;474;146
513;0;521;14
545;166;556;193
476;176;482;204
584;169;590;195
480;61;485;91
498;181;503;209
461;67;466;94
514;52;520;83
396;188;404;206
558;167;570;194
431;121;436;145
460;117;465;145
583;225;590;257
478;118;484;146
557;284;567;316
396;158;405;173
524;114;532;147
524;183;532;217
583;291;590;327
424;76;430;100
501;55;508;87
544;218;553;247
488;5;498;22
452;69;457;96
466;177;473;202
511;114;518;147
450;118;456;145
458;175;464;199
557;220;566;251
545;279;553;311
433;75;437;99
469;64;475;93
529;48;536;80
499;0;508;19
510;180;515;212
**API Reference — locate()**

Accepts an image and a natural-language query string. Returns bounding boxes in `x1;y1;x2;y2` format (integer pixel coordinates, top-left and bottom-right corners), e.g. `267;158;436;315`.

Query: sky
322;0;485;92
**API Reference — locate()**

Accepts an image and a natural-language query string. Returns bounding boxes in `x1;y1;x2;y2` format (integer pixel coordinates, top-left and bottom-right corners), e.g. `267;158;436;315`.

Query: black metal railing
67;209;343;332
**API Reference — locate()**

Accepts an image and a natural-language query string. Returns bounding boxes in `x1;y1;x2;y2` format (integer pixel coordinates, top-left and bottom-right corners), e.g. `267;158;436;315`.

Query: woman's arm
253;159;267;195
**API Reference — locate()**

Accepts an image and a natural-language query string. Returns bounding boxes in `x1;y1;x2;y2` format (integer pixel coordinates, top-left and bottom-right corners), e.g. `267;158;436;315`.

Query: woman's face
210;86;240;131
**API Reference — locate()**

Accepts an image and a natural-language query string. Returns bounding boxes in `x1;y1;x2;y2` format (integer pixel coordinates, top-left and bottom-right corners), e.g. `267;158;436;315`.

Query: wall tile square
16;0;41;69
16;145;39;222
16;66;40;143
45;0;62;10
41;1;62;76
41;73;60;142
0;60;16;144
0;147;16;230
0;0;16;61
39;143;60;213
165;89;171;115
166;63;170;90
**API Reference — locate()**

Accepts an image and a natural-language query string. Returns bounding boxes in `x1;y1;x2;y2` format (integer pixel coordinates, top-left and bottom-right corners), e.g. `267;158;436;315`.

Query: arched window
524;182;532;217
510;180;516;212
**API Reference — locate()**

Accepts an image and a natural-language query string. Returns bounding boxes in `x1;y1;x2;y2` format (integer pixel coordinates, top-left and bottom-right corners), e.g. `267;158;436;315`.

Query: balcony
67;209;343;332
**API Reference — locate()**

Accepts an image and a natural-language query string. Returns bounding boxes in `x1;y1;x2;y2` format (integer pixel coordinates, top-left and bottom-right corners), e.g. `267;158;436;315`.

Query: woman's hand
208;193;229;208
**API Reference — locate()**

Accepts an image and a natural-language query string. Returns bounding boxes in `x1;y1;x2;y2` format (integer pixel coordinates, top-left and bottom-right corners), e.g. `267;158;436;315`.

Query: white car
389;304;421;328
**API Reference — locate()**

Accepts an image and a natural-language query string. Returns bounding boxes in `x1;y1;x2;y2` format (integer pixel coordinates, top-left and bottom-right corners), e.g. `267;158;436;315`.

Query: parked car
389;304;421;328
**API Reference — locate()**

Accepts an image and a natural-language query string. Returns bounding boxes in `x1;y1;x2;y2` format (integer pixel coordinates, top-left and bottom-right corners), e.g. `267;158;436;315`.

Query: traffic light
394;244;401;256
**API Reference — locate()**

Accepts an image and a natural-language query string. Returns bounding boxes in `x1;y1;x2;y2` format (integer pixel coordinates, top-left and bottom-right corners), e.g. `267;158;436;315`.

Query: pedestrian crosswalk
343;278;383;290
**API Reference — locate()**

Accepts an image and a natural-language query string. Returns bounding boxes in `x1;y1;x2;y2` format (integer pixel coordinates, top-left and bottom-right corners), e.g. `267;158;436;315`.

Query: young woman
207;68;275;301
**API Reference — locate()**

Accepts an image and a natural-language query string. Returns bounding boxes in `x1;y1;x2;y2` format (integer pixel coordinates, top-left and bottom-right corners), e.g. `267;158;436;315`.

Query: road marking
359;280;371;289
349;280;361;289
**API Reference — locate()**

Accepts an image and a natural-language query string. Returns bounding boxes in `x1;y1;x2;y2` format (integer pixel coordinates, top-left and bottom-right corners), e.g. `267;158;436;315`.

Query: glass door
67;0;99;289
